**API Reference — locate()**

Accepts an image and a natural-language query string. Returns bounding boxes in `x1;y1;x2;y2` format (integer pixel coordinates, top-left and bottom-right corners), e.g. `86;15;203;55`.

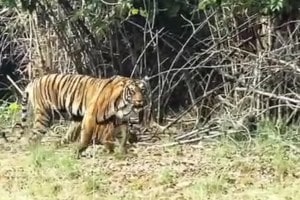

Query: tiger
13;73;149;158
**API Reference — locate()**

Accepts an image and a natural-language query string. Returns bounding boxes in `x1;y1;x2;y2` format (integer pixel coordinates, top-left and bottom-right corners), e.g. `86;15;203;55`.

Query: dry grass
1;124;300;200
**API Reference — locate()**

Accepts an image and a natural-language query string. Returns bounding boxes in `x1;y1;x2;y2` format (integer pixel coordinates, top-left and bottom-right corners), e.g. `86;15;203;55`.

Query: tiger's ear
137;76;150;94
142;75;150;82
139;76;150;86
111;75;122;80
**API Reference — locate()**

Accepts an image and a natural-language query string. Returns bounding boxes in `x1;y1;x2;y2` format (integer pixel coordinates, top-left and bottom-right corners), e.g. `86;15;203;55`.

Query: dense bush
0;0;300;128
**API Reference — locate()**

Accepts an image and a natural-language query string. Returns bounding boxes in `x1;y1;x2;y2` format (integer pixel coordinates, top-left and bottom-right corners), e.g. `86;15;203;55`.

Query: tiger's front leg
75;115;94;159
101;129;116;154
117;124;129;154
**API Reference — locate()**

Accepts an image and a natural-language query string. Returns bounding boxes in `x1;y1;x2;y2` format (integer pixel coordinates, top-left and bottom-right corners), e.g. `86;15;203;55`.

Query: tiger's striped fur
14;73;148;158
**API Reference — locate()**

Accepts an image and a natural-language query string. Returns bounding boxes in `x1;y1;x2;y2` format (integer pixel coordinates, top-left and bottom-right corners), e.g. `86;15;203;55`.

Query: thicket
1;0;300;137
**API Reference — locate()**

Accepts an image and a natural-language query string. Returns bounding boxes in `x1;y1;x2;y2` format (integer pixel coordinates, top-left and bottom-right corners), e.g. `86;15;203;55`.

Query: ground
1;121;300;200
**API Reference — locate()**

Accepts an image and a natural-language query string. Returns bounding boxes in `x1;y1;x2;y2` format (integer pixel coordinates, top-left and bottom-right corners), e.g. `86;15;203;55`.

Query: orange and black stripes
15;73;148;158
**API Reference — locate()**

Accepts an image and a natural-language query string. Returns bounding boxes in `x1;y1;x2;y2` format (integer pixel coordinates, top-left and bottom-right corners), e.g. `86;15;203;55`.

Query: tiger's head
96;76;150;123
121;76;149;114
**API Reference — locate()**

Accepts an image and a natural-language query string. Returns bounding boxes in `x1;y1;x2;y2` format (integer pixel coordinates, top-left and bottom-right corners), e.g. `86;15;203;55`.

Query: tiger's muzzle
132;99;144;113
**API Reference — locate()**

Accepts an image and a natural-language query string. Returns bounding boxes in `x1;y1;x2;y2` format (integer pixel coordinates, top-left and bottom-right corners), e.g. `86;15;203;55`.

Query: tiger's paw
28;134;42;146
128;132;138;144
113;151;128;160
53;139;66;149
102;147;115;155
74;151;92;159
60;137;69;145
74;144;89;159
119;146;128;155
74;149;82;159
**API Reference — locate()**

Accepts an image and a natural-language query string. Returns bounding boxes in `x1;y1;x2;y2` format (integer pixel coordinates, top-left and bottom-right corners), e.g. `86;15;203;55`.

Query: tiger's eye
129;89;135;95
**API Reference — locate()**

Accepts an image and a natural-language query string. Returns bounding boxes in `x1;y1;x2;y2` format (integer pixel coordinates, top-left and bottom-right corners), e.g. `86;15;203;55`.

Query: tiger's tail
20;88;29;126
13;83;31;139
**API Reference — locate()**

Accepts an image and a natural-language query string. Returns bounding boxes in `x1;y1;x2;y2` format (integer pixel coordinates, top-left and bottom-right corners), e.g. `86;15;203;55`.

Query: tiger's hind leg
60;121;81;145
53;121;81;149
11;123;29;141
28;109;52;145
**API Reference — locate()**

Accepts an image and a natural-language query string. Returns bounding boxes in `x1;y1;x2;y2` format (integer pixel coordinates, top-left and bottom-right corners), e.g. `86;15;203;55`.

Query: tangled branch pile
1;0;300;138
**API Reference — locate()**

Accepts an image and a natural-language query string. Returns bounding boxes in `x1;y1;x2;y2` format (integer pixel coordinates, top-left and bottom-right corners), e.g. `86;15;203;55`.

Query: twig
6;75;23;95
130;28;165;77
100;0;121;6
283;142;300;154
161;82;229;132
235;87;300;105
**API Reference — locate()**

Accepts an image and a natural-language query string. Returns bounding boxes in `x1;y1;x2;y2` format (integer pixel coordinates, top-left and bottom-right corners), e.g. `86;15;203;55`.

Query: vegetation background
1;0;300;199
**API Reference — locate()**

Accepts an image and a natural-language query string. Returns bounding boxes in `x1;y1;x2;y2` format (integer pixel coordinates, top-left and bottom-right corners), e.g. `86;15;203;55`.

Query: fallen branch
175;129;199;141
159;137;205;147
175;126;219;141
140;132;223;148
